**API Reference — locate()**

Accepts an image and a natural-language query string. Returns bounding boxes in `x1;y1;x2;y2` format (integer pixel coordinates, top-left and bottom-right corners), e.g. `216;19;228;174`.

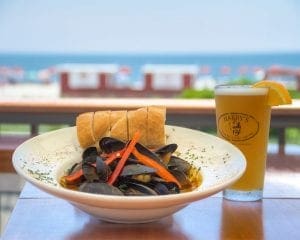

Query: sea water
1;52;300;83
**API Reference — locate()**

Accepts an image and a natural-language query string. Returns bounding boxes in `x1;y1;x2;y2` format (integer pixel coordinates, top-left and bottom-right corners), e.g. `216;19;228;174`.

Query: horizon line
1;50;300;56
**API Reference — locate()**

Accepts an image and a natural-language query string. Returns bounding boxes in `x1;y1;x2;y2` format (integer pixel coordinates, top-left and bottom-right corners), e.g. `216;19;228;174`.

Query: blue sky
0;0;300;53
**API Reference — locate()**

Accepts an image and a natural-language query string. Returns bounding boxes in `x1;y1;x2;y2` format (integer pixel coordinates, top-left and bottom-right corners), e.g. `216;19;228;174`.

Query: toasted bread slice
76;112;96;148
110;110;128;142
128;107;147;145
147;106;166;148
93;110;110;141
110;110;127;127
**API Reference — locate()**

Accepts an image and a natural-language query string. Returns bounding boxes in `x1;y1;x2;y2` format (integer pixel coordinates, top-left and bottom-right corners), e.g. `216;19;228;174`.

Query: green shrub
286;128;300;145
289;90;300;99
228;77;254;85
180;88;214;99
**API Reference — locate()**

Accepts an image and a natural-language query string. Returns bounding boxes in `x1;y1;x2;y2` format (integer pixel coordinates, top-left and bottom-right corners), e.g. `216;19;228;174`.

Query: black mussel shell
120;164;156;177
82;147;98;160
170;169;192;189
83;155;98;164
82;163;99;182
155;143;178;165
99;137;126;154
96;156;111;181
135;143;163;165
79;182;124;195
168;156;191;173
146;179;180;194
151;182;170;195
155;144;178;155
122;180;158;196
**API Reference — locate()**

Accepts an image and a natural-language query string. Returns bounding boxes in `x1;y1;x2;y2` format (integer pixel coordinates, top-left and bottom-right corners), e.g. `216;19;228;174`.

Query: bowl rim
13;125;246;209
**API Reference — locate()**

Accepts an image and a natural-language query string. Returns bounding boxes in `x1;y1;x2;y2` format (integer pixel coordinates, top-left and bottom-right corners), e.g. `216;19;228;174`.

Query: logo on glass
218;113;259;141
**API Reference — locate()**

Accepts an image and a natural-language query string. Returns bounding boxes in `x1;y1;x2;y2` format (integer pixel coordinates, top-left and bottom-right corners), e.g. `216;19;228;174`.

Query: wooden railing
1;98;300;171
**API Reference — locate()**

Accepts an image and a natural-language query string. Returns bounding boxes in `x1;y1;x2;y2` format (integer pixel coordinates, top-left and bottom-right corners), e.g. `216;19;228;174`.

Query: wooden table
2;153;300;240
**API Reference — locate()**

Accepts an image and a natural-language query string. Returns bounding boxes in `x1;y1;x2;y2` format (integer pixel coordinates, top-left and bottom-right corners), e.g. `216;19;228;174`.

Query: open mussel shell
151;177;180;194
155;144;178;165
82;163;99;182
96;157;111;182
135;143;164;165
99;137;126;154
124;180;158;196
155;144;178;155
151;182;172;195
82;156;111;182
168;156;191;173
169;169;192;189
83;155;98;164
118;177;180;196
79;182;124;195
120;164;156;177
82;147;98;160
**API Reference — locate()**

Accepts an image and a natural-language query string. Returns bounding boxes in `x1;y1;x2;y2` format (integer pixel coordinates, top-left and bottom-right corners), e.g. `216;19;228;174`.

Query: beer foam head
215;85;268;96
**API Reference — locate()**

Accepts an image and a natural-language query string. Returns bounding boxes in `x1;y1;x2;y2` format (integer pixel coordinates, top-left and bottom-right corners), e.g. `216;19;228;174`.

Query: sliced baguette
93;110;110;141
128;107;147;146
76;106;166;148
110;110;128;142
110;110;127;127
147;106;166;148
76;112;96;148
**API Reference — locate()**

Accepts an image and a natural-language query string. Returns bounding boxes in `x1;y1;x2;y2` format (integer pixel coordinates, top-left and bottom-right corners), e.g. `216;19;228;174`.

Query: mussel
155;143;178;165
135;143;164;165
117;178;179;196
82;147;98;160
61;136;202;196
120;164;156;177
82;155;111;182
99;137;126;154
79;182;123;195
122;179;158;196
168;156;191;173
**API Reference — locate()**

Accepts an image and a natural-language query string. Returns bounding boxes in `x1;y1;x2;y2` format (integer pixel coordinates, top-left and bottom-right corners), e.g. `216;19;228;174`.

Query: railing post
30;124;39;136
278;127;286;155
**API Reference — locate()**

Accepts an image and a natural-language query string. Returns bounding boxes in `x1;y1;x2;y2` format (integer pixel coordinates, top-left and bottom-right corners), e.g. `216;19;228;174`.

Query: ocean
0;52;300;82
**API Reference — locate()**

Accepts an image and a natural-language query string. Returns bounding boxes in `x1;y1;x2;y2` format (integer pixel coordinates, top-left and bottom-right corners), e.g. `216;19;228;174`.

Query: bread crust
76;106;166;148
128;107;147;146
76;112;95;148
110;111;128;142
147;106;166;148
93;111;110;141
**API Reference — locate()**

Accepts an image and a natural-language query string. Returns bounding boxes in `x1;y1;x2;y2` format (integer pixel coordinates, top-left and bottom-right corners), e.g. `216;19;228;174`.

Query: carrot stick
107;131;141;185
132;148;182;188
62;169;84;185
63;161;96;184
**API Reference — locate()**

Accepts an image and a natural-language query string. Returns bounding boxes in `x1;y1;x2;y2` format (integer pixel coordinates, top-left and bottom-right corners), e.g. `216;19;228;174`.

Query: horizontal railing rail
1;98;300;161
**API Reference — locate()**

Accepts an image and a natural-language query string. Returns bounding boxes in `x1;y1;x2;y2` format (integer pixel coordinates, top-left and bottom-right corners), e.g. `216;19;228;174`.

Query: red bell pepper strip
104;149;125;165
107;131;141;185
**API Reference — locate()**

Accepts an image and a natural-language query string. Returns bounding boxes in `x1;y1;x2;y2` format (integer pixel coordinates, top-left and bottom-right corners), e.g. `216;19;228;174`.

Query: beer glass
215;85;271;201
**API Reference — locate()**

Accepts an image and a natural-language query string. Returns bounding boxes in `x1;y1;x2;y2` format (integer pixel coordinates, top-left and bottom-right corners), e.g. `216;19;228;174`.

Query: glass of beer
215;85;271;201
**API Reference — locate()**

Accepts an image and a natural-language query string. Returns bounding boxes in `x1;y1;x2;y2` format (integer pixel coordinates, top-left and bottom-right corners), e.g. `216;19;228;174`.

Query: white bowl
13;125;246;223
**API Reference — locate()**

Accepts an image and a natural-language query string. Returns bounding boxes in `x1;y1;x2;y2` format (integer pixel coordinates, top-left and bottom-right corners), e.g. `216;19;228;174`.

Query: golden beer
215;85;271;201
